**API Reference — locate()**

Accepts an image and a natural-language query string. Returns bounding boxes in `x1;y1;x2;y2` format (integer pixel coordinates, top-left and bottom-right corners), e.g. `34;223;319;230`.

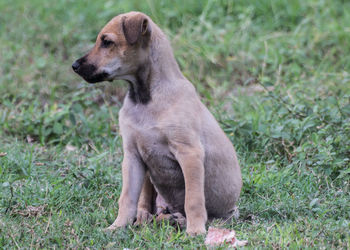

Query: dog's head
72;12;152;83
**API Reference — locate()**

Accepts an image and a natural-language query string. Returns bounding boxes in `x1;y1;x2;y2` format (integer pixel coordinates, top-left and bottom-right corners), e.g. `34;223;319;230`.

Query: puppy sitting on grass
72;11;242;235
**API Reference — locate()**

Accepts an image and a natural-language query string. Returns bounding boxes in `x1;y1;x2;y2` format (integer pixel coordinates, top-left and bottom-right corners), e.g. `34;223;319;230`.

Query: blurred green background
0;0;349;248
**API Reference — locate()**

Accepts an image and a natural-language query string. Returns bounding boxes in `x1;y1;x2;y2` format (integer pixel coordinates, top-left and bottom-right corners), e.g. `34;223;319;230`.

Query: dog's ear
122;14;151;46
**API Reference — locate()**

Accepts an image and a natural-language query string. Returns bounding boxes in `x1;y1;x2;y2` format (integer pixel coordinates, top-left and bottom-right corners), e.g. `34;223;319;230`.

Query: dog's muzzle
72;57;109;83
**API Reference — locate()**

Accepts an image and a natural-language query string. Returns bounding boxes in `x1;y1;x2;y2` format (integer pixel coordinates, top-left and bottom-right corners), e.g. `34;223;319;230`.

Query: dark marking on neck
128;65;151;104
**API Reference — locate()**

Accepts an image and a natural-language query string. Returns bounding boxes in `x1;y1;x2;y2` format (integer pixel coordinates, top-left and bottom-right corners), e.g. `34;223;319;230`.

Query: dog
72;11;242;235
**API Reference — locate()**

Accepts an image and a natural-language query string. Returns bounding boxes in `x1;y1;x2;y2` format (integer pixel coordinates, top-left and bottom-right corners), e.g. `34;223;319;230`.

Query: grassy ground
0;0;349;248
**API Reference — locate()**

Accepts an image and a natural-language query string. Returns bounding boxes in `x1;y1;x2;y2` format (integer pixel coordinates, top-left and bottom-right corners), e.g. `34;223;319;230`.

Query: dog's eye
101;39;114;48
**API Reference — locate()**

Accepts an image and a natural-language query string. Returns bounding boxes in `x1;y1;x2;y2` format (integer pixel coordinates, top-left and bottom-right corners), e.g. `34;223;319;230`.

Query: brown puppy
72;11;242;235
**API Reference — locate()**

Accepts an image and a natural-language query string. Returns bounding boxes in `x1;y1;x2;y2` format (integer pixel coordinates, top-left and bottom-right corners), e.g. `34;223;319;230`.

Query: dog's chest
133;126;185;209
132;126;184;187
136;128;169;162
120;107;184;187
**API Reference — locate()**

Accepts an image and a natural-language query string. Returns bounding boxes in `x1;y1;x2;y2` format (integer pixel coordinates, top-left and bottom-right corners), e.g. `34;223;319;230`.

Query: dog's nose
72;61;80;72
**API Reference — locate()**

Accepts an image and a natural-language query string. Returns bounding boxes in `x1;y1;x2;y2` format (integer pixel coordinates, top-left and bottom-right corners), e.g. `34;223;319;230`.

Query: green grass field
0;0;349;248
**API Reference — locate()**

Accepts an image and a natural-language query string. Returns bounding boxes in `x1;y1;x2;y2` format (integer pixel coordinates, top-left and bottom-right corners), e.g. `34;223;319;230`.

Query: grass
0;0;349;248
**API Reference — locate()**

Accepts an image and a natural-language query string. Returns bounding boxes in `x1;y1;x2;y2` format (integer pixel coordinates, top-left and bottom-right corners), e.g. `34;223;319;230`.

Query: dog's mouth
81;71;110;84
72;61;110;84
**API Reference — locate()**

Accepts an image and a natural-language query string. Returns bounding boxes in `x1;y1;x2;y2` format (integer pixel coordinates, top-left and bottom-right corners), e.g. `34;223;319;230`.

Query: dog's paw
103;224;119;232
155;212;172;223
103;221;128;232
104;216;132;232
186;224;206;236
171;212;186;228
134;209;153;225
156;212;186;228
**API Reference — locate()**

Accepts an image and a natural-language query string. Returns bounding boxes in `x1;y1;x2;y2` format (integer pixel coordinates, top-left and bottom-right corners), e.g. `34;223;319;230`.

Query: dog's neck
126;24;184;105
126;64;152;104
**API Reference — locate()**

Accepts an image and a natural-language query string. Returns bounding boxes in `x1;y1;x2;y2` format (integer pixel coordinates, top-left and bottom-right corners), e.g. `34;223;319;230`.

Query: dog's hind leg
134;173;187;228
155;194;186;229
134;173;156;225
156;211;186;229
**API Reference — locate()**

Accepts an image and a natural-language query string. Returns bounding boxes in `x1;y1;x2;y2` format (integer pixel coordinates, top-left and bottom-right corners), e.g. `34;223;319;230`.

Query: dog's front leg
107;152;145;230
171;142;207;235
